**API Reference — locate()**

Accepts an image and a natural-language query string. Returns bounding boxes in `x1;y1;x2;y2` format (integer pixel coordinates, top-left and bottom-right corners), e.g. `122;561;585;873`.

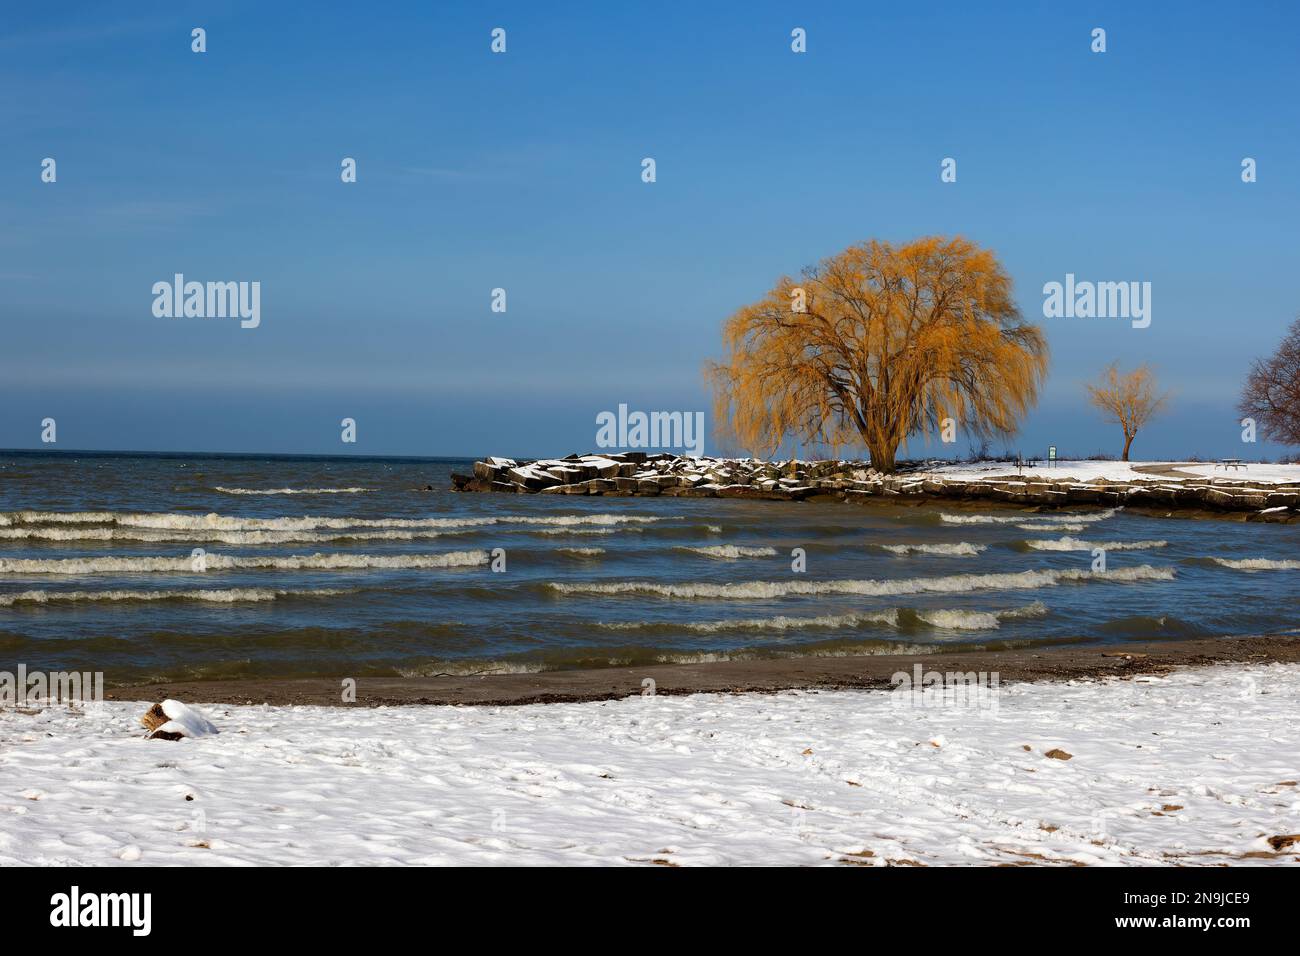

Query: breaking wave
1025;536;1167;552
0;510;663;532
0;526;478;545
214;487;374;495
0;550;489;575
909;601;1048;630
675;545;778;559
1209;557;1300;571
879;542;985;557
531;528;621;537
597;601;1047;634
941;508;1119;526
0;587;351;607
547;565;1174;600
599;609;902;633
396;660;545;677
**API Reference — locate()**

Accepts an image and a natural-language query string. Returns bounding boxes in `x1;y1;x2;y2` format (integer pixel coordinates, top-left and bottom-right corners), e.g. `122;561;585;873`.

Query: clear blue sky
2;0;1297;460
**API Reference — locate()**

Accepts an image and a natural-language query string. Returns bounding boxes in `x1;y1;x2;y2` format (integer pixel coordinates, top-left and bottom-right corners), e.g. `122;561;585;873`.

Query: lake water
1;451;1296;685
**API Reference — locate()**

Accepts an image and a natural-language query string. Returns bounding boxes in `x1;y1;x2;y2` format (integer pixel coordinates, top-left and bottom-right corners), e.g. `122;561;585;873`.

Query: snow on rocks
140;700;219;741
2;664;1299;865
450;455;1300;518
454;452;878;501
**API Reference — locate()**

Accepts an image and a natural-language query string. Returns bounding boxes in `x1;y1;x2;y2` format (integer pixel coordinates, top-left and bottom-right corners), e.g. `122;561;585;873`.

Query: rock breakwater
451;454;1300;520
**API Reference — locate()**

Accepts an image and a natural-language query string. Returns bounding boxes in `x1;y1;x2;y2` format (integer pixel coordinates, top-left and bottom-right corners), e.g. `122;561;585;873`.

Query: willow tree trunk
1122;433;1135;462
867;442;897;473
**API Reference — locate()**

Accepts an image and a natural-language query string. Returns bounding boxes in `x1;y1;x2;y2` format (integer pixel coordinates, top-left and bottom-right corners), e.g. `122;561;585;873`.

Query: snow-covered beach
4;663;1298;866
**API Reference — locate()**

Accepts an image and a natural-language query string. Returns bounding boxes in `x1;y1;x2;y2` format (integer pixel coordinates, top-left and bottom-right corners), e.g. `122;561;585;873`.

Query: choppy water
1;451;1297;685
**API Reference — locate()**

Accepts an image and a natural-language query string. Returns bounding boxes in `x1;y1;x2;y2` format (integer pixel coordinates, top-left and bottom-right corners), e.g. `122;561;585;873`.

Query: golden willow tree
707;236;1049;472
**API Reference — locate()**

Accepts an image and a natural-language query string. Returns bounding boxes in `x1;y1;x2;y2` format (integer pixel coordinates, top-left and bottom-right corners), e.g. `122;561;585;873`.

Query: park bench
1216;459;1246;470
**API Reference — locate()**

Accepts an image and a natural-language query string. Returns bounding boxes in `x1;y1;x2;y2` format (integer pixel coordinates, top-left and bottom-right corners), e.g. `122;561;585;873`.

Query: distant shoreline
103;635;1300;708
0;447;477;464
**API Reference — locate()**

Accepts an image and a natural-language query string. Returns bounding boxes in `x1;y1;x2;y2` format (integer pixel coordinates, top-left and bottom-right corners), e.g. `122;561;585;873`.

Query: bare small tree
1086;363;1168;461
1239;317;1300;446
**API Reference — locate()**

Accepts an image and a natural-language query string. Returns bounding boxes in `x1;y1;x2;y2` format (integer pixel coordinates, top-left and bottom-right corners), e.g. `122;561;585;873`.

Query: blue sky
2;0;1297;459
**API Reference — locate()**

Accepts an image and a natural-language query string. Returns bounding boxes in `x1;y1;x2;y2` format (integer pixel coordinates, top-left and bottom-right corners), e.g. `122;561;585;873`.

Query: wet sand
103;634;1300;707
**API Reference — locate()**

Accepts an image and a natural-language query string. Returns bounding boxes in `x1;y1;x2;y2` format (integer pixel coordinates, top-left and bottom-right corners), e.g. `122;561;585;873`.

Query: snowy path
2;665;1298;866
921;459;1300;485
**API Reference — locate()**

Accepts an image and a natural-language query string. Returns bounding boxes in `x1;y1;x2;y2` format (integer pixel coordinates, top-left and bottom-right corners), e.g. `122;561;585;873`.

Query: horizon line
0;446;480;463
0;447;1290;465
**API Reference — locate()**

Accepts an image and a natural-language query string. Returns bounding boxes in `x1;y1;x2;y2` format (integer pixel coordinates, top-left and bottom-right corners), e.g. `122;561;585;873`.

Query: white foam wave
598;601;1048;634
599;610;902;633
942;508;1119;526
0;550;488;575
533;528;620;537
558;547;605;557
880;542;985;557
1016;522;1086;533
0;526;474;545
914;602;1048;630
676;545;778;559
1026;536;1167;552
396;661;545;677
214;487;374;495
1210;557;1300;571
548;565;1173;600
0;587;350;607
1;510;662;533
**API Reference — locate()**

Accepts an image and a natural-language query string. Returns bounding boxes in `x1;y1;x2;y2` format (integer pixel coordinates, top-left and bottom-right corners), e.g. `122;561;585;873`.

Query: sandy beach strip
102;634;1300;707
